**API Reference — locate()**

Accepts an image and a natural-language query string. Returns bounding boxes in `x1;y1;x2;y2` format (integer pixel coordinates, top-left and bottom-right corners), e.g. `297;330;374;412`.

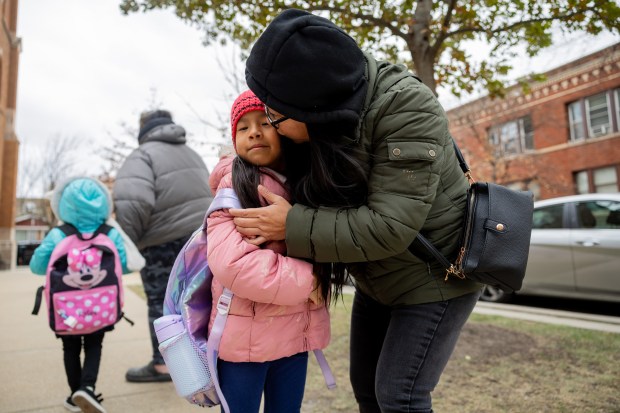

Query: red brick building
0;0;20;269
447;42;620;200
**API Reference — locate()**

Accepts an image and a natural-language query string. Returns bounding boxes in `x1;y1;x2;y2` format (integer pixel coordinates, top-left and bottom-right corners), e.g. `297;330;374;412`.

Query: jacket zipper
303;302;311;351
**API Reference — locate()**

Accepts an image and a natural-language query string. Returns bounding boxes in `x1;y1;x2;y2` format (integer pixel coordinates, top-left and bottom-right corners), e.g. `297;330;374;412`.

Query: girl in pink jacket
206;90;331;413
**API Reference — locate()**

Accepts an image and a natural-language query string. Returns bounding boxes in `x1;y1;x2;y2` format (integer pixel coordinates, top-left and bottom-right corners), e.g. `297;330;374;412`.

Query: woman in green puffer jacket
232;9;483;413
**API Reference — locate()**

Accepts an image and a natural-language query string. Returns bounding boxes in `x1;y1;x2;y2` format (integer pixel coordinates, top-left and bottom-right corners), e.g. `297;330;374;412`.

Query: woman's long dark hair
287;121;369;303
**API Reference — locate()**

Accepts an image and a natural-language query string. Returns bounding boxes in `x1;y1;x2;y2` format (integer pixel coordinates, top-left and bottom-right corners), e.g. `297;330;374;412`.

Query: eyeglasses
264;106;289;129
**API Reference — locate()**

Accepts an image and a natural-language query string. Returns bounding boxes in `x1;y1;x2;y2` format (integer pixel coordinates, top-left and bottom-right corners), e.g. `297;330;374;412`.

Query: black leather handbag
416;142;534;293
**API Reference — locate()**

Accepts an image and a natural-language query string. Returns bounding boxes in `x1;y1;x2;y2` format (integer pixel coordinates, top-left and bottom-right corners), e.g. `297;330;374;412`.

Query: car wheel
479;285;512;303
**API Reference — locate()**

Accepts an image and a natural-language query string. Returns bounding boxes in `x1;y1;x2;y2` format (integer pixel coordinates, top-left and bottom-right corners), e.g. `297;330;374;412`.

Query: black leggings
139;236;190;365
60;332;105;393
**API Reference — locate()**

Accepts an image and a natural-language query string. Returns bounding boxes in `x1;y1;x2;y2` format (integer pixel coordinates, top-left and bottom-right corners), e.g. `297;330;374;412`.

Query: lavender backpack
161;188;335;411
32;224;130;335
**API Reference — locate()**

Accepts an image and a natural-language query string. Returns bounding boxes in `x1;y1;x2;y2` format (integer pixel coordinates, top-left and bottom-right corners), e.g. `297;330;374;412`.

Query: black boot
125;360;172;383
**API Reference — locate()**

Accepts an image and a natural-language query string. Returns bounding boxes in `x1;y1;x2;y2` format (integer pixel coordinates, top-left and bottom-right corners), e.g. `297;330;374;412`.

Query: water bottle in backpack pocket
155;315;219;405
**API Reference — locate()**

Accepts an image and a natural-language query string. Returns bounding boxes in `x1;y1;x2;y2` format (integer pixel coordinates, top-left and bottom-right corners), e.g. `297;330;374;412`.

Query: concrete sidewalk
2;267;618;413
0;267;193;413
474;300;620;333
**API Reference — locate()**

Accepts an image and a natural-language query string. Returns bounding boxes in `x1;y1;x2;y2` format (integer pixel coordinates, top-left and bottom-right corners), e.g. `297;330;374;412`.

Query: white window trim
614;89;620;132
568;101;584;141
488;116;532;157
585;92;611;138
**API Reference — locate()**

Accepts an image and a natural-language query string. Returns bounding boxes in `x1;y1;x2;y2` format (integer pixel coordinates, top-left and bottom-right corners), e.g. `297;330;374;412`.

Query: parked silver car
480;193;620;303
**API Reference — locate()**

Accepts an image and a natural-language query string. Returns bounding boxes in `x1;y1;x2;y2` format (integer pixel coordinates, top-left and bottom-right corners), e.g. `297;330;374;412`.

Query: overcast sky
15;2;618;196
16;0;239;193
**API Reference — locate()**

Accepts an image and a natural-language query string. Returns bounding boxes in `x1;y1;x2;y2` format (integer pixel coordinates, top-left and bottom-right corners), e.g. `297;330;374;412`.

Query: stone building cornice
448;42;620;126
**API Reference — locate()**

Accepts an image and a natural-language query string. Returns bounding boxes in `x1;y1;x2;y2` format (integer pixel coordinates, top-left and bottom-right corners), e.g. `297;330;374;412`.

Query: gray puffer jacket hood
139;123;186;145
113;123;213;250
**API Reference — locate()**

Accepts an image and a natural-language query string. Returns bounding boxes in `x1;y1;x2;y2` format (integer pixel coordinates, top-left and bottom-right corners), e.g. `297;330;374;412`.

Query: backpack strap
206;188;242;217
206;288;233;413
93;223;113;237
31;286;45;315
313;349;337;389
57;223;112;241
199;188;242;413
58;223;79;237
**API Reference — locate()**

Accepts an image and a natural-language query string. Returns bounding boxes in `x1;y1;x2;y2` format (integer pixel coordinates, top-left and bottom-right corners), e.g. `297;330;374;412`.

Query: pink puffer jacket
207;157;330;362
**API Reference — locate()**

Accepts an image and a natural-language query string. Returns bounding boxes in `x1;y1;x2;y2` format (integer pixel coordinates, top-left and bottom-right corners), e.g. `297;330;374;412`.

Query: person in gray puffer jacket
113;109;213;383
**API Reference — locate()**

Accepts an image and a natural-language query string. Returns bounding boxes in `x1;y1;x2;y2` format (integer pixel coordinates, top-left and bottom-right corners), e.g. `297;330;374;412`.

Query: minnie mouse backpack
32;223;131;335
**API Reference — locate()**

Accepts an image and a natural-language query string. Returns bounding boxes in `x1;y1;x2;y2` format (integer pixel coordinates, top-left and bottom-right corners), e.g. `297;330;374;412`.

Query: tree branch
303;4;409;42
432;0;458;55
446;7;597;38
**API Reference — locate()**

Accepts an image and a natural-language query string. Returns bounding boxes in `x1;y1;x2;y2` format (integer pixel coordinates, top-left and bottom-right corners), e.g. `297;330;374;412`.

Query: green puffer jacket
286;54;482;306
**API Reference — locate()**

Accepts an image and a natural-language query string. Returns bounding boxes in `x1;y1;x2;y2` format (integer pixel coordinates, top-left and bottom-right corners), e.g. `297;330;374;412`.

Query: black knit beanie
138;109;174;141
245;9;368;126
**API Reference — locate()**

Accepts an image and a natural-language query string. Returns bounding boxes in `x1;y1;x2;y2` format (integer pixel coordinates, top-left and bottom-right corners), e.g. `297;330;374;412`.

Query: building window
568;89;618;140
575;170;590;194
593;166;618;193
615;89;620;130
568;101;585;141
586;92;611;137
488;115;533;156
574;166;619;194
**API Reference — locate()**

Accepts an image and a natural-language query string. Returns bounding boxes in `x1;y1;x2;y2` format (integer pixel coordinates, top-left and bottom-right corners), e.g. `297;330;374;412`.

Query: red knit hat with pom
230;90;265;150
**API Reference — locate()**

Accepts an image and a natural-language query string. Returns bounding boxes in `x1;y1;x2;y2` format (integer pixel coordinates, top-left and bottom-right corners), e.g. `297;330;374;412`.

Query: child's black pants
60;331;105;393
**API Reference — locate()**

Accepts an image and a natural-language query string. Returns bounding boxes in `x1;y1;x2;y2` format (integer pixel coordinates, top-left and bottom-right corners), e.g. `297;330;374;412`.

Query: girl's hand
230;185;291;245
192;392;208;407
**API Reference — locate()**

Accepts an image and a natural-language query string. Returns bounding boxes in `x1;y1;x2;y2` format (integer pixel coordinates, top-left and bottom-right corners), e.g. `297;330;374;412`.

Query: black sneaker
125;360;172;383
72;386;106;413
63;396;81;412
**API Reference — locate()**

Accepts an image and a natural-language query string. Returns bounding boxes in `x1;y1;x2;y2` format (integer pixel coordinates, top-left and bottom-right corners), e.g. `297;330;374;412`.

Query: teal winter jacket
286;54;482;306
29;177;128;275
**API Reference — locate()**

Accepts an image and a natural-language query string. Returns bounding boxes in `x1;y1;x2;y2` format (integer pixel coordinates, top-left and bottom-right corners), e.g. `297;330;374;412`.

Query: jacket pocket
386;140;438;162
372;140;439;195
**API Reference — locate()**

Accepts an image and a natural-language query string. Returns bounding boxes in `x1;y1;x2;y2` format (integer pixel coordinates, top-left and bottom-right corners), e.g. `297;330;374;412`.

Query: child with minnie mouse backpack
30;176;136;413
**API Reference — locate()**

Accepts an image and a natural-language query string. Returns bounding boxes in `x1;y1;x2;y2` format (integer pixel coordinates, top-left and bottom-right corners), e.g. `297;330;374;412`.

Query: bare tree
97;87;161;179
98;121;138;181
179;44;244;157
18;135;85;198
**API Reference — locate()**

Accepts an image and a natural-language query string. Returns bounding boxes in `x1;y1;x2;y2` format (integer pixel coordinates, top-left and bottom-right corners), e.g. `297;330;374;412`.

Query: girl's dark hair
232;156;262;209
287;121;369;303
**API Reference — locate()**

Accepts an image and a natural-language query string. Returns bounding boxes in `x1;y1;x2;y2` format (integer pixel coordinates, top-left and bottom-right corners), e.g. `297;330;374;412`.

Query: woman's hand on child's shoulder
230;185;290;243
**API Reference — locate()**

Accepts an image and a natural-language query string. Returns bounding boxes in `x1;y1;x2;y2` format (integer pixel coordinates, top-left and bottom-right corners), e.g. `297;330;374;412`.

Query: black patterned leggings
139;235;191;365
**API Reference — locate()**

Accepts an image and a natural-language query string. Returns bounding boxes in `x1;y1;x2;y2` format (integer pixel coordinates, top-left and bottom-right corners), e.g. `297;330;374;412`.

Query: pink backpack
32;223;130;335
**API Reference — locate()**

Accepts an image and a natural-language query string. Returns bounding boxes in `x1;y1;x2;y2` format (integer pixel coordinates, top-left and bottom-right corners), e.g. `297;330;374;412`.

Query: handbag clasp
444;264;466;281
